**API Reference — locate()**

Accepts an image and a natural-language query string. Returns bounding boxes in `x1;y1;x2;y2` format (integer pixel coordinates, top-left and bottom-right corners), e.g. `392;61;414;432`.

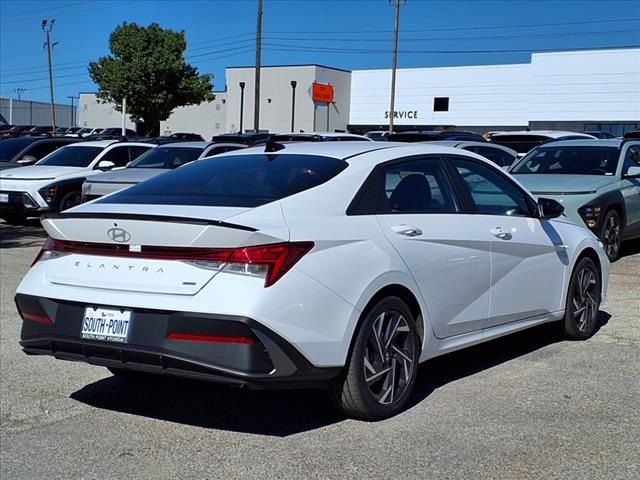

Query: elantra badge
107;227;131;243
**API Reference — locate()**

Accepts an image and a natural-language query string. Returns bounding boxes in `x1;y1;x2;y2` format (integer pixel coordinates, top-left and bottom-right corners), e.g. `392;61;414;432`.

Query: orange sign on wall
312;82;334;103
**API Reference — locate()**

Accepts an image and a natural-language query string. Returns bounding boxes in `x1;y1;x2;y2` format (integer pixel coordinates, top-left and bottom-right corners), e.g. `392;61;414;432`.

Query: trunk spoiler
41;212;257;232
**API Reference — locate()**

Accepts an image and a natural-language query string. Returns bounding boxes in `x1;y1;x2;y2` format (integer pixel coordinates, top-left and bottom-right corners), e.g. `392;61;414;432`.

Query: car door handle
390;225;423;237
489;227;512;240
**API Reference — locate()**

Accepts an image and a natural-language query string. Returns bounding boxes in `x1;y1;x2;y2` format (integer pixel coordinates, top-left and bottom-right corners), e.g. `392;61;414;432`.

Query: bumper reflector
22;312;53;325
167;332;254;344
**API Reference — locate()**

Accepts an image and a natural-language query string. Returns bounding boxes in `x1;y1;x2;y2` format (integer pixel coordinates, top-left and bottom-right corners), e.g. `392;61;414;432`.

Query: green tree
89;22;214;136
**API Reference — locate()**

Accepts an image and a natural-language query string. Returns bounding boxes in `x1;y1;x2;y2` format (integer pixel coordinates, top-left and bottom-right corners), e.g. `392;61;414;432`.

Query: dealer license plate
0;193;8;203
81;306;132;343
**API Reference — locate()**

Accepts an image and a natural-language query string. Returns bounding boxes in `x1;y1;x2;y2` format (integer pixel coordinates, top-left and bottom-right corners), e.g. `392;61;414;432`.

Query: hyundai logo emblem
107;227;131;243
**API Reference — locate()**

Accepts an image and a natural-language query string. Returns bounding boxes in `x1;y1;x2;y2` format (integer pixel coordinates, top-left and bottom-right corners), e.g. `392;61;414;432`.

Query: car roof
533;139;625;148
428;140;518;154
227;140;488;162
156;141;218;149
69;140;119;147
491;130;595;139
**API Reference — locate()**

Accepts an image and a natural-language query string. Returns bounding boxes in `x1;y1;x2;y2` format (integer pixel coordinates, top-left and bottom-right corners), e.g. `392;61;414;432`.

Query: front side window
99;154;348;207
622;144;640;175
0;138;35;162
452;158;531;217
466;146;516;168
511;146;619;176
37;146;103;167
129;147;203;169
98;146;132;168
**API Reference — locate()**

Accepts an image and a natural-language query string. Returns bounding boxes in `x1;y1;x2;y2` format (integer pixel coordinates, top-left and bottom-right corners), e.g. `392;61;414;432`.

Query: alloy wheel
602;213;621;260
60;192;81;211
572;267;598;333
363;311;416;405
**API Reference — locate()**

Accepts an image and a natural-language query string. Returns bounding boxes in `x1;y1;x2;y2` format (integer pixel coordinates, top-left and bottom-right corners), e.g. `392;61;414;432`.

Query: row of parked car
1;129;639;261
0;124;138;140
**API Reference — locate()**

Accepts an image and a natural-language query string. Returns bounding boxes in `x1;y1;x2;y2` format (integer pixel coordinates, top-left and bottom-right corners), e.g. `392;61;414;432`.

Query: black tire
329;296;420;420
562;257;601;340
59;191;81;212
599;209;622;262
2;214;27;225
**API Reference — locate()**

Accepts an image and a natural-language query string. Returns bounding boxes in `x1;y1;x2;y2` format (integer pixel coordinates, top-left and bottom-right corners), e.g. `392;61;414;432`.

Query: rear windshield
129;146;204;169
37;146;104;167
99;153;348;207
511;146;620;175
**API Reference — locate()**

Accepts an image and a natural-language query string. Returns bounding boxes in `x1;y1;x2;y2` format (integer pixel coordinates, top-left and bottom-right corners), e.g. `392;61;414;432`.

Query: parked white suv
0;140;153;224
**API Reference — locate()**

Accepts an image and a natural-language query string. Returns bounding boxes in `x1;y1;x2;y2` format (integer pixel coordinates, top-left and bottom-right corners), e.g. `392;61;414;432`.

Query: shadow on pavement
70;310;612;436
0;220;46;249
409;310;611;408
619;240;640;259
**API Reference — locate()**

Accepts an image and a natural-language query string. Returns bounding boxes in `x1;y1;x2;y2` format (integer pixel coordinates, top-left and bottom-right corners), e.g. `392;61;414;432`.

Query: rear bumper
16;294;341;389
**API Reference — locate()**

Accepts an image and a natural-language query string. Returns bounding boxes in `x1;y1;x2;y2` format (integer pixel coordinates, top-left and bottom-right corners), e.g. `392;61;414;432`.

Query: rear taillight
31;237;314;287
31;237;69;266
223;242;314;287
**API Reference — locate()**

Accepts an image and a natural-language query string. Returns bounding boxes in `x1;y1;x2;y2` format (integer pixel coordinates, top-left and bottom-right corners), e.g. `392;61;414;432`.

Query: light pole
239;82;246;133
388;0;404;134
290;80;297;132
14;88;26;100
254;0;263;133
42;18;58;131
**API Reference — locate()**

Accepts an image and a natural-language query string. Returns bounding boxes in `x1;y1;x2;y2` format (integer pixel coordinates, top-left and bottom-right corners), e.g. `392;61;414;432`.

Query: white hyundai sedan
15;141;609;419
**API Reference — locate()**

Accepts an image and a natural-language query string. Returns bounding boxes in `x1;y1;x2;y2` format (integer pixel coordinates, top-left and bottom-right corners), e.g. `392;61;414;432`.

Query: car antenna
264;138;285;153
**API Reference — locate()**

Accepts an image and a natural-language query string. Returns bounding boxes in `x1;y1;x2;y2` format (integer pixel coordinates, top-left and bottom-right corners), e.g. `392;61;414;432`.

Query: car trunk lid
39;203;289;295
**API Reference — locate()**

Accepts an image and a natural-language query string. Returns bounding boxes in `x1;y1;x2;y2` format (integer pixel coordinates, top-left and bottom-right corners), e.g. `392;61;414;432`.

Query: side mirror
125;161;132;167
17;155;38;164
97;160;115;170
538;197;564;219
624;166;640;177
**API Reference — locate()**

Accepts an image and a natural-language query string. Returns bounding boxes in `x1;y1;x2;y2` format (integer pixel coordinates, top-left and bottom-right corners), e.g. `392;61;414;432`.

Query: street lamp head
291;80;297;88
41;19;47;30
239;82;246;89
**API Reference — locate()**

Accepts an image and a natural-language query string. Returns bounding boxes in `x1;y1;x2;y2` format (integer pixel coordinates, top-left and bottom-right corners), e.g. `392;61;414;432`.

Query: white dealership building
78;47;639;138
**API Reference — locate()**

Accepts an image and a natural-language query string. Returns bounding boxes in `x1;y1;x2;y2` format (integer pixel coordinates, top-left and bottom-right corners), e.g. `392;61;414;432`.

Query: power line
265;28;639;43
263;43;640;55
265;17;640;35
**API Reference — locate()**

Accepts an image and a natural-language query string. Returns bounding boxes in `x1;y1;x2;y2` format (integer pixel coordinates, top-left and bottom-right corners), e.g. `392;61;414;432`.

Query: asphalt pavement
1;220;638;480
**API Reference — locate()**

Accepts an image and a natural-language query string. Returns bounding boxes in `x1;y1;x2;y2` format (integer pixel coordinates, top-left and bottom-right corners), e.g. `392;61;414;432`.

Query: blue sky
1;0;639;104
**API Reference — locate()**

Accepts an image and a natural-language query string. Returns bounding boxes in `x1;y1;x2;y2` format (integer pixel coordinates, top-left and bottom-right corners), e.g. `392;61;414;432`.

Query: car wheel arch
354;283;426;352
566;246;604;304
50;178;86;209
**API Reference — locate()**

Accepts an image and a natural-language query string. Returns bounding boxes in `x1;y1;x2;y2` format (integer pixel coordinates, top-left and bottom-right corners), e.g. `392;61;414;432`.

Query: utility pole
388;0;404;134
14;88;26;100
253;0;263;133
42;19;58;131
67;95;78;127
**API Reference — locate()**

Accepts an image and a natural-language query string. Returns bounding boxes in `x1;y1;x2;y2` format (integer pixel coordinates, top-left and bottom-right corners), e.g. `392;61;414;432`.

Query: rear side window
383;159;458;213
99;154;348;207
